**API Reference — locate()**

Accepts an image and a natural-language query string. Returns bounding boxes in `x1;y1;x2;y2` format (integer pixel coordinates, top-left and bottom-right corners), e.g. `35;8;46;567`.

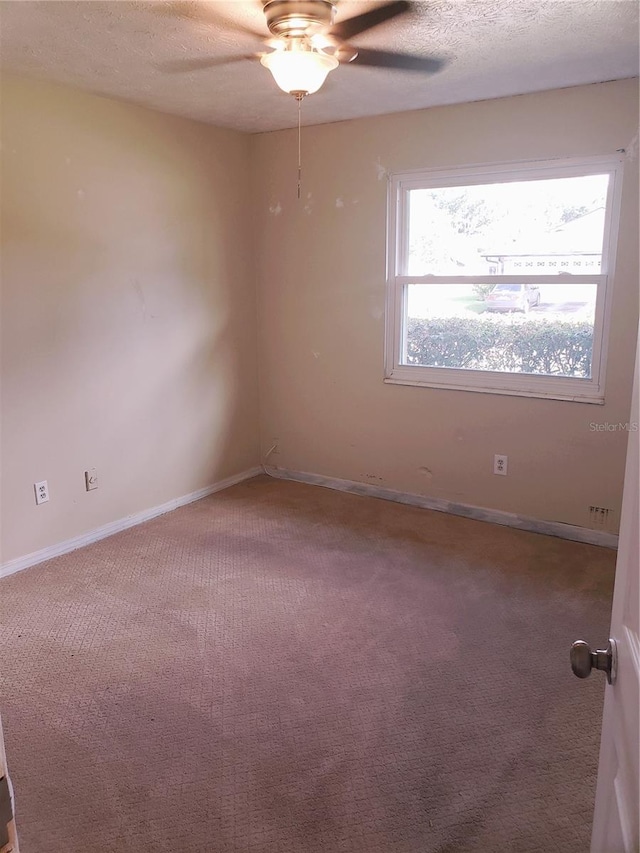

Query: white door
0;715;19;853
590;332;639;853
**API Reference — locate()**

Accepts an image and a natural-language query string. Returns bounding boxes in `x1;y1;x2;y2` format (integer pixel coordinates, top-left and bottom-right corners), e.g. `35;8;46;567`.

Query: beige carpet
0;475;615;852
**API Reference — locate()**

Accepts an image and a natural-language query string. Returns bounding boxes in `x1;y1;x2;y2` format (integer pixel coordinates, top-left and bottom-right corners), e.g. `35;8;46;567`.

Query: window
385;155;624;403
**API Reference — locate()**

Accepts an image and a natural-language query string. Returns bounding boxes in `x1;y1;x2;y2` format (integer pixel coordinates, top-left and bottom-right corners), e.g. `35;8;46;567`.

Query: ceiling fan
162;0;445;99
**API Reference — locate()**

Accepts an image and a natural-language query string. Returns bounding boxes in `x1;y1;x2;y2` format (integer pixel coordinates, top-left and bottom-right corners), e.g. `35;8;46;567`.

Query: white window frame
384;154;624;403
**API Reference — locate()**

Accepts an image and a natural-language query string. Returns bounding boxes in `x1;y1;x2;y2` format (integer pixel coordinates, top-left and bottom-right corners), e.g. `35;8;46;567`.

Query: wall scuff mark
304;191;314;215
375;159;388;181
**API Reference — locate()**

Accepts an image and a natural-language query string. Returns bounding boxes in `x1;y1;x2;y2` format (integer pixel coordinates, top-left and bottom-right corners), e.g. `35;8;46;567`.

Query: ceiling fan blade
158;54;258;73
352;48;444;73
329;0;411;42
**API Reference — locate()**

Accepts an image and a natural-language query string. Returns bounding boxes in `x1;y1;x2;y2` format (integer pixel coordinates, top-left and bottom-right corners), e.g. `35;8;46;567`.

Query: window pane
407;174;609;276
405;283;597;378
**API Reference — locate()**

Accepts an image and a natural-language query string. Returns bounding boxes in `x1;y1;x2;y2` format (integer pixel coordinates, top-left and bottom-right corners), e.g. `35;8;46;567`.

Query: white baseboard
0;467;263;580
264;466;619;550
2;462;616;581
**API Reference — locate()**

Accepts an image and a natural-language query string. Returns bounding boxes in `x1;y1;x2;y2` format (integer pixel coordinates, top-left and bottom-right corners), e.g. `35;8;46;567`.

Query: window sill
384;369;605;403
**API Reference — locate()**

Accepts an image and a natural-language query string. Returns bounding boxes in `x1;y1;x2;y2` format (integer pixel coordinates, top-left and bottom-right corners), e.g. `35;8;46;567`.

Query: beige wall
1;76;260;564
253;80;639;531
1;77;637;567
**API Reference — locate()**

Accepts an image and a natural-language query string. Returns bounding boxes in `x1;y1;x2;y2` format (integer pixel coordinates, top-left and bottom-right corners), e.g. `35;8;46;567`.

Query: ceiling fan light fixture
260;42;338;96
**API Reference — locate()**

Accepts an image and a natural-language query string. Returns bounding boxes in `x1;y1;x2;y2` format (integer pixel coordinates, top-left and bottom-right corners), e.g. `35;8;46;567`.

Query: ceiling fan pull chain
297;93;303;200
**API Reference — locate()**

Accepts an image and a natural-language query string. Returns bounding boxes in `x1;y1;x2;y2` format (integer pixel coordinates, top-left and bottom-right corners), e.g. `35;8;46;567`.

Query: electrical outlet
494;454;508;476
34;480;49;505
85;468;98;491
589;506;612;531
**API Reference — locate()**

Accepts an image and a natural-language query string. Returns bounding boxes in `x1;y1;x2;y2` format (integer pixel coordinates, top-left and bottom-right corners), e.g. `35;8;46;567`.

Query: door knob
570;638;617;685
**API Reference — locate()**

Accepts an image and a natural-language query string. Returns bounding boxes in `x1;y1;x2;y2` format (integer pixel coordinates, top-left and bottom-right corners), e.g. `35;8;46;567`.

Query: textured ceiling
1;0;638;133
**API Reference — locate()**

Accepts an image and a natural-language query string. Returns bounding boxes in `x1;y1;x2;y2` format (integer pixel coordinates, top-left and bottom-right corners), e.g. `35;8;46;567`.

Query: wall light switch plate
34;480;49;505
85;468;98;491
